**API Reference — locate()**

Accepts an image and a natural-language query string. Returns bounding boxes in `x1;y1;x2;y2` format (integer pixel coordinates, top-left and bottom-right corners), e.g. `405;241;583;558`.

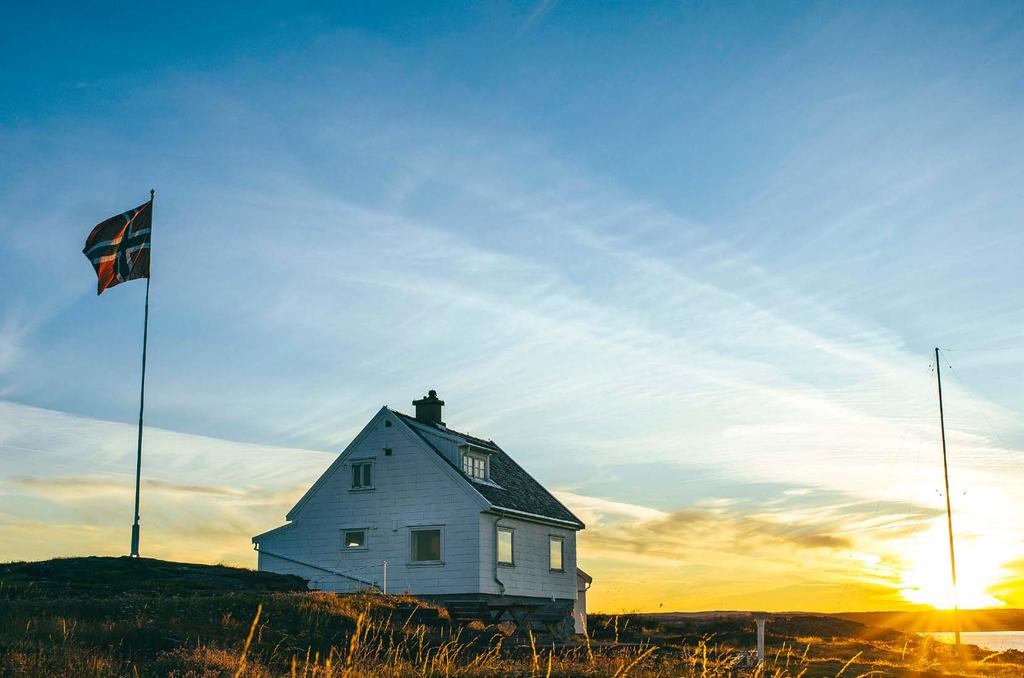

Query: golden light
897;520;1008;609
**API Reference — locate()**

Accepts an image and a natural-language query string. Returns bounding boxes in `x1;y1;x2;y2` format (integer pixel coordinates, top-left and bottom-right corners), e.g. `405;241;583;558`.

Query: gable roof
284;407;490;522
392;410;584;529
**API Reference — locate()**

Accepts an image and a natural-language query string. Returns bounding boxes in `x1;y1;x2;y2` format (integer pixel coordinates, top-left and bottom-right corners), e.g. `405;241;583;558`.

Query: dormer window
461;449;489;481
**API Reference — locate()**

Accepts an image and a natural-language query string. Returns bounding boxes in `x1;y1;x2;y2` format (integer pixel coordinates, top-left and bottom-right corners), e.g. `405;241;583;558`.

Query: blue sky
2;1;1023;612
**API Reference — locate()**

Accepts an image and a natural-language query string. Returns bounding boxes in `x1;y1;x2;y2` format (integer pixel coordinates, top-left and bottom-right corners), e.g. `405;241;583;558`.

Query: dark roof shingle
392;410;583;528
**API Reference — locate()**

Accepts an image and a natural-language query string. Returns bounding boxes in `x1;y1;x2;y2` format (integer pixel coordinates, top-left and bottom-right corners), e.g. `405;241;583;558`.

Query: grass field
1;557;1021;677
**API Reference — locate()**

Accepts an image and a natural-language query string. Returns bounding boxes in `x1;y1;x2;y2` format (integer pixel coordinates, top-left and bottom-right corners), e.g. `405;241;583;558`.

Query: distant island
633;608;1024;633
837;609;1024;633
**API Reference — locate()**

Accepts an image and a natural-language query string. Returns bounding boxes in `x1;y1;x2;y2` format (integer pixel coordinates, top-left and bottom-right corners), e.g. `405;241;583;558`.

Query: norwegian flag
82;200;152;295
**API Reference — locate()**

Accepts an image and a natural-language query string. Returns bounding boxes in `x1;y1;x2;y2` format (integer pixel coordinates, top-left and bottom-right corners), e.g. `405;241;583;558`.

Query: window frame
548;535;565;572
342;528;368;551
350;460;374;491
496;526;515;567
409;526;444;565
461;450;489;481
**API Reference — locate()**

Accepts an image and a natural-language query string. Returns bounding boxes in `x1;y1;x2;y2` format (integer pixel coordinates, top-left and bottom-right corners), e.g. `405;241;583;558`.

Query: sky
1;1;1023;614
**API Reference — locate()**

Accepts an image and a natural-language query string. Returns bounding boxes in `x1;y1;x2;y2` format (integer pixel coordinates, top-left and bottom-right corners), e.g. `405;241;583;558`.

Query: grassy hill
1;557;1022;677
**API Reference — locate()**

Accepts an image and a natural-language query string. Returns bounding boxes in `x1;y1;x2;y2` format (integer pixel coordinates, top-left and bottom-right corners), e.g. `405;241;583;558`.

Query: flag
83;199;152;295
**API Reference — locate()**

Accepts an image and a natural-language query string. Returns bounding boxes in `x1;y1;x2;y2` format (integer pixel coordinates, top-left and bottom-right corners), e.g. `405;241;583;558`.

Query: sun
898;521;1008;609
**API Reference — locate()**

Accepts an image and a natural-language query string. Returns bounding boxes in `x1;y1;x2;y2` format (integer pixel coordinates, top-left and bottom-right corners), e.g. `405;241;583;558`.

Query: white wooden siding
478;514;577;600
257;412;484;594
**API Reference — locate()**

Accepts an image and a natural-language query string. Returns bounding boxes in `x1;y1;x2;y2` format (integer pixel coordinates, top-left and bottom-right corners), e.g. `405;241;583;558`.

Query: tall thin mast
934;347;960;647
130;189;154;558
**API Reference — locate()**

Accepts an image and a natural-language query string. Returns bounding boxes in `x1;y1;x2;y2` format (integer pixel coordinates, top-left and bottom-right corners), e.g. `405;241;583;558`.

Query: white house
252;391;588;633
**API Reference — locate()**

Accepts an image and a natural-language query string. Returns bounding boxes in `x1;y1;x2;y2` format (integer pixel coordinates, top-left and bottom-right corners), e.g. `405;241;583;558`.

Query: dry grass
2;558;1023;677
4;595;1023;677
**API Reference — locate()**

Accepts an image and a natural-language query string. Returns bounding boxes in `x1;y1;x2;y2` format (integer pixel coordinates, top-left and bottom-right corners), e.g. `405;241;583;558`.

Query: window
462;451;488;480
549;536;564;572
343;530;366;549
497;526;514;565
351;461;372;489
411;528;442;563
384;447;392;456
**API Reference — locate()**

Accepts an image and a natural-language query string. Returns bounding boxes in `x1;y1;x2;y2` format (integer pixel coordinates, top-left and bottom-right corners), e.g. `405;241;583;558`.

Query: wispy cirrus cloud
1;2;1022;613
515;0;560;38
9;475;307;501
0;307;47;387
0;401;330;565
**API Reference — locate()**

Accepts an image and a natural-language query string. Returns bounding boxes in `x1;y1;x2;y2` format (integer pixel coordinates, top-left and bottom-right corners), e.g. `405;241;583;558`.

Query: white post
382;560;388;595
754;613;767;666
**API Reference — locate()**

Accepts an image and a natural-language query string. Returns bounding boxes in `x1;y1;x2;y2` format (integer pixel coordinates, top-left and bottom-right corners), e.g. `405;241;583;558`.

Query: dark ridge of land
0;555;308;594
2;556;1022;677
608;610;904;646
836;608;1024;633
628;608;1024;633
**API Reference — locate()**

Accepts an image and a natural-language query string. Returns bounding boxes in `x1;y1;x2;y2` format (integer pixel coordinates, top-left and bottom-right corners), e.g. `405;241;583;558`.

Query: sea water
924;632;1024;653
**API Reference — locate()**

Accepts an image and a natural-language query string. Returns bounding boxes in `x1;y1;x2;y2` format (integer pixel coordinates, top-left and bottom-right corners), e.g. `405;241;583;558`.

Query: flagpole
130;189;154;558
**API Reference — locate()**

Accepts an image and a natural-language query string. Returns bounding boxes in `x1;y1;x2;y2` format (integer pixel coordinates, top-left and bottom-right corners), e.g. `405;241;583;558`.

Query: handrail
255;546;376;588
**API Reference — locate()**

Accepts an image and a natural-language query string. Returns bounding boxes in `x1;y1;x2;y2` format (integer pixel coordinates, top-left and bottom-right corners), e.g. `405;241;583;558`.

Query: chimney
413;389;445;426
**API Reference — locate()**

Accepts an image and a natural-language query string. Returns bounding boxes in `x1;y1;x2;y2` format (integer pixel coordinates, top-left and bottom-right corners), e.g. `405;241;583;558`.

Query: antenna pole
935;347;960;648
